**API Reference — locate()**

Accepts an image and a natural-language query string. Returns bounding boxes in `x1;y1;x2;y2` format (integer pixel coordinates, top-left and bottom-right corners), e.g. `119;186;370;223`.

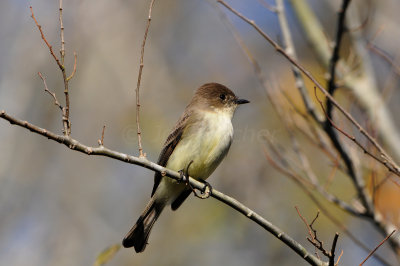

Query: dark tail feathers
122;199;164;252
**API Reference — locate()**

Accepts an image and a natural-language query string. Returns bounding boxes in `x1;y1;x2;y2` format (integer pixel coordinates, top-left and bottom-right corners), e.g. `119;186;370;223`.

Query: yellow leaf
94;243;121;266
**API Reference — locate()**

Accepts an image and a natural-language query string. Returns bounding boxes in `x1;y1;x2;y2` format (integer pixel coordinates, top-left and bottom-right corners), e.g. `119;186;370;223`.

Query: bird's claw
193;179;212;199
178;160;193;187
179;160;212;199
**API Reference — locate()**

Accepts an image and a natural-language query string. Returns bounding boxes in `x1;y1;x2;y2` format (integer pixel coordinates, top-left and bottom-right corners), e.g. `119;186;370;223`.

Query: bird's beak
235;98;250;105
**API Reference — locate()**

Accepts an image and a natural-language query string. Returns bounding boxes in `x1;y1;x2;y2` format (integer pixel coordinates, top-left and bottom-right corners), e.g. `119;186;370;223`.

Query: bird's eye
219;94;226;101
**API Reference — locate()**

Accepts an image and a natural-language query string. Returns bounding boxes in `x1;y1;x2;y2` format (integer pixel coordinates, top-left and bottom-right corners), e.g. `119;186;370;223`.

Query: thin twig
67;52;77;81
308;212;330;257
290;0;400;162
0;110;325;266
59;0;65;65
296;208;340;264
264;143;391;265
295;206;315;240
38;72;63;111
275;0;323;123
58;0;71;136
359;230;396;266
31;3;72;136
335;249;343;265
135;0;156;158
369;43;400;77
30;6;63;70
98;125;106;146
314;87;400;177
264;143;360;216
366;27;400;77
217;0;400;254
217;0;335;189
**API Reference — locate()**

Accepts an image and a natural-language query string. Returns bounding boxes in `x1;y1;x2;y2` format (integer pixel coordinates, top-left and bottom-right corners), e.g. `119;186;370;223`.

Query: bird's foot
178;161;212;199
178;160;193;186
193;179;212;199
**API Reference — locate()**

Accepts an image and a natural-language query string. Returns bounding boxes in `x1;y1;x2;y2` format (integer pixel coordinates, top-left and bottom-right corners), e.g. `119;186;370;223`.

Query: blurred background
1;0;399;265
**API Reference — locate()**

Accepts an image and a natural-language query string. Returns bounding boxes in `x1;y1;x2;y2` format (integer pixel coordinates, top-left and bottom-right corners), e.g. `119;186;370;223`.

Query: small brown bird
122;83;249;252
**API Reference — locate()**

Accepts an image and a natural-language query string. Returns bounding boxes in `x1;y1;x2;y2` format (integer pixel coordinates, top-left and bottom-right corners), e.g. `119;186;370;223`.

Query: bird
122;82;249;252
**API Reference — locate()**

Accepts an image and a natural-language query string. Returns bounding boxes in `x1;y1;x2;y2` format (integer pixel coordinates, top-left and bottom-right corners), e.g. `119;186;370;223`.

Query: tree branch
217;0;400;253
359;230;396;266
0;110;326;266
289;0;400;161
326;0;351;115
217;0;400;179
30;3;73;136
321;1;370;216
38;72;63;112
274;0;323;124
134;0;156;158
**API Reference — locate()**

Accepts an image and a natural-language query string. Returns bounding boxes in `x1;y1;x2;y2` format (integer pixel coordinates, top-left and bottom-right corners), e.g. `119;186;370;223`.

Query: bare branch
38;72;63;112
135;0;156;158
262;90;391;264
264;133;361;217
58;0;71;136
314;87;400;177
290;0;400;161
59;0;65;65
217;0;399;206
30;6;63;70
359;230;396;266
67;52;77;81
0;110;326;266
31;3;72;136
98;125;106;146
296;208;340;264
335;250;343;265
329;233;340;266
275;0;323;123
326;0;352;116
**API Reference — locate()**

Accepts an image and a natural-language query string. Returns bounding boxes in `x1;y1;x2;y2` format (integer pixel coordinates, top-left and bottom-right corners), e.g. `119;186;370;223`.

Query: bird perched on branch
122;82;249;252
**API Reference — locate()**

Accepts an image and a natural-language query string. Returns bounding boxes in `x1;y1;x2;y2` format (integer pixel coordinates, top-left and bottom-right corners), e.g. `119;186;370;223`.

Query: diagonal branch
0;110;326;266
359;230;396;266
38;72;63;112
314;87;399;177
30;6;63;70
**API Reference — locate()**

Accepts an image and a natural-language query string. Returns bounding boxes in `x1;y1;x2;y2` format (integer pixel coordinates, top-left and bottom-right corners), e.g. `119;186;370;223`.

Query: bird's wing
151;112;190;196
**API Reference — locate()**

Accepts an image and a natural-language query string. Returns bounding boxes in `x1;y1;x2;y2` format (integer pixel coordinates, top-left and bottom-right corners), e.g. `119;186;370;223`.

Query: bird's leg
178;160;212;199
178;160;194;186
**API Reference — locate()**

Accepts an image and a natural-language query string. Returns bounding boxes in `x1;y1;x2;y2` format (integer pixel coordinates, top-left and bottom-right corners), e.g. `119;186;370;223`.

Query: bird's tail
122;198;165;252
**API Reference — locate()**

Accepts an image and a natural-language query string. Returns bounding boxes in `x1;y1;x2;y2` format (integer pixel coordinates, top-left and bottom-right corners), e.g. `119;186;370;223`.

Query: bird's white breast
166;108;234;180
